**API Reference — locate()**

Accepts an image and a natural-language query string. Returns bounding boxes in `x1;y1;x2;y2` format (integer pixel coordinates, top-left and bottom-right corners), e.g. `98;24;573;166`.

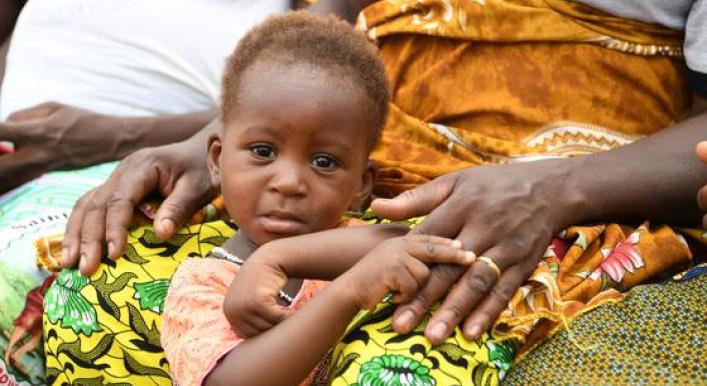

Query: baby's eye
250;145;276;159
311;155;338;170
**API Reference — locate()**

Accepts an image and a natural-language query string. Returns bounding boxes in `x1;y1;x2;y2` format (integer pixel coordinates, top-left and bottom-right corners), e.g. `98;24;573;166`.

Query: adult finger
62;188;97;268
696;141;707;164
423;247;505;345
78;190;111;275
153;176;215;241
371;174;456;221
460;265;526;340
392;264;465;334
698;185;707;212
0;121;30;143
104;165;159;259
6;101;62;122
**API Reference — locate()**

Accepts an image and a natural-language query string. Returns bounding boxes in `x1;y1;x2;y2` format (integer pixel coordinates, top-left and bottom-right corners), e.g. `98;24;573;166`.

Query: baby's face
210;63;375;246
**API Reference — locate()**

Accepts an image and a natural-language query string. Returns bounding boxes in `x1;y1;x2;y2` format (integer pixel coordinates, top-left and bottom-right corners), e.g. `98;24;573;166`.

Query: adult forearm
264;224;407;280
115;109;218;160
206;281;359;386
308;0;376;23
569;111;707;226
0;0;23;44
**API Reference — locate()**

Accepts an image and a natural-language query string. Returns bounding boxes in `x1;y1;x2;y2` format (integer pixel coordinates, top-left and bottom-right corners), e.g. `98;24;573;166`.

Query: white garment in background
0;0;289;119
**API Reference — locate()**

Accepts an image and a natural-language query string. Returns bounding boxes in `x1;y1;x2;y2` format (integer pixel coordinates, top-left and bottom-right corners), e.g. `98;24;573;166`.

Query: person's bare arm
0;0;23;45
259;224;412;279
206;235;471;386
0;0;24;88
222;225;464;338
0;103;217;193
308;0;376;22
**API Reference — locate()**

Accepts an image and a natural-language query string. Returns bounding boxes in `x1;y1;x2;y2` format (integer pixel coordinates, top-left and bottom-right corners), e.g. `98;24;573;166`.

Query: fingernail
429;322;447;341
159;218;174;236
467;324;481;339
107;241;115;258
78;255;87;276
465;251;477;263
451;239;462;249
396;310;414;330
457;250;476;263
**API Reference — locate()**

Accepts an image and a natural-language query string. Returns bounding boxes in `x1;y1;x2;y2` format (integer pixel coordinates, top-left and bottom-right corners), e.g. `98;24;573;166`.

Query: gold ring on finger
477;256;501;280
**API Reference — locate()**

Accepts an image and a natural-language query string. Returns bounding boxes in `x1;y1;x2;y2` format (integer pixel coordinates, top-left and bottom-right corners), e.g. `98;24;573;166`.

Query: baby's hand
341;235;474;310
223;246;294;338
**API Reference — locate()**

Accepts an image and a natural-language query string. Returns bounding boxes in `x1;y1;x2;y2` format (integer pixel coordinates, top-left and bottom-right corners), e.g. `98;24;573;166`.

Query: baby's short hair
221;11;389;149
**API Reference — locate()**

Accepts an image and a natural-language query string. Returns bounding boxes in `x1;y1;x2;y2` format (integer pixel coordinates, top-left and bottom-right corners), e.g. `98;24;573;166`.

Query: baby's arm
222;224;463;337
206;235;472;386
258;223;414;279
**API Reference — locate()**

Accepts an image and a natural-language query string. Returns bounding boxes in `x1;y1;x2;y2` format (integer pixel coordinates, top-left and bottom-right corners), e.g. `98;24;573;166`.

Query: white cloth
0;0;289;119
576;0;707;74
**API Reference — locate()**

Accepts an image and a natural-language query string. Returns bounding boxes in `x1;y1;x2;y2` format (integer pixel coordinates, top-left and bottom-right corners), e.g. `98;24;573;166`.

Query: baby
160;12;473;386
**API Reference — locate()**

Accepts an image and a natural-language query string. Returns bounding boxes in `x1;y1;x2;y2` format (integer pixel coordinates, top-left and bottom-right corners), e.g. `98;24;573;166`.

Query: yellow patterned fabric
331;301;517;386
43;220;236;385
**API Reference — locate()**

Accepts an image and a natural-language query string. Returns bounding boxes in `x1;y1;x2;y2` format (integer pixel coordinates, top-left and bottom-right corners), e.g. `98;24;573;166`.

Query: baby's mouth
259;211;305;235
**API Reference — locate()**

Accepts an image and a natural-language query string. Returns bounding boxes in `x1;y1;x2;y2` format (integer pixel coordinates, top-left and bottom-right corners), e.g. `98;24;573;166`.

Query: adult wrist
547;155;596;229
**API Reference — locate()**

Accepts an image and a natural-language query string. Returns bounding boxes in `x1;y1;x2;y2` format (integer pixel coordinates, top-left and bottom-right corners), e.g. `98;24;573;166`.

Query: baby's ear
350;160;377;212
207;133;223;188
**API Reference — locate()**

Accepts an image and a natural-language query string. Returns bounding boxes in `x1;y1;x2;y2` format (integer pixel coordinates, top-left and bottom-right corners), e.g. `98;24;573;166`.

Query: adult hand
371;159;584;345
62;129;219;276
0;102;127;192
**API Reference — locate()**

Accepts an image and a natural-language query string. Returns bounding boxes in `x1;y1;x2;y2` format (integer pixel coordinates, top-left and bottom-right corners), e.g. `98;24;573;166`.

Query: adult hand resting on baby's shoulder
0;102;123;192
61;119;219;275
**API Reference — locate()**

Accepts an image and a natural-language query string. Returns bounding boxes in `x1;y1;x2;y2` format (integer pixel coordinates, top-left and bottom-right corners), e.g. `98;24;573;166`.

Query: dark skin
0;0;24;90
197;61;472;385
696;140;707;227
0;0;23;44
0;103;217;193
62;1;707;345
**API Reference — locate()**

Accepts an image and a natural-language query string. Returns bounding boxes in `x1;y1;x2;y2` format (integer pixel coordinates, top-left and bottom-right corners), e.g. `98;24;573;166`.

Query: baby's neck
222;231;259;261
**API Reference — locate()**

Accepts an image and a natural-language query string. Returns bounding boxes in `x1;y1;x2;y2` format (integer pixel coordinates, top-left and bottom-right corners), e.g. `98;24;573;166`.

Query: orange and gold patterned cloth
356;0;700;361
362;0;689;196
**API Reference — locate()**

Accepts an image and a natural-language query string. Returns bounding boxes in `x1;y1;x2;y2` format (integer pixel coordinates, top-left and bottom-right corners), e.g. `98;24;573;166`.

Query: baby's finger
406;241;476;265
390;270;420;304
257;300;295;326
232;314;276;339
405;234;463;249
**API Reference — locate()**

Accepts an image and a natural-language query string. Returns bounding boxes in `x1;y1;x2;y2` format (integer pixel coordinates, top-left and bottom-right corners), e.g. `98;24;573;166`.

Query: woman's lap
504;264;707;385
